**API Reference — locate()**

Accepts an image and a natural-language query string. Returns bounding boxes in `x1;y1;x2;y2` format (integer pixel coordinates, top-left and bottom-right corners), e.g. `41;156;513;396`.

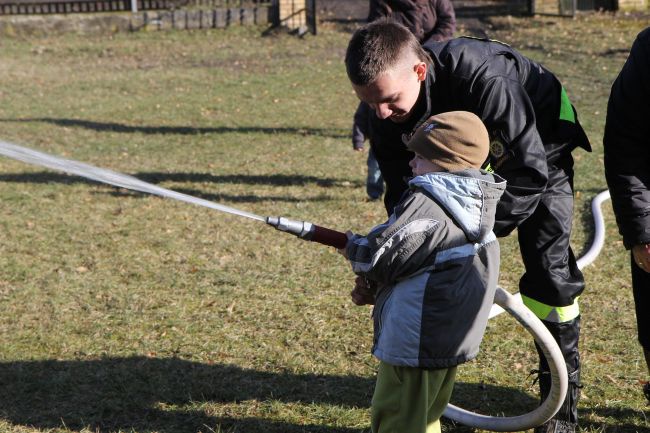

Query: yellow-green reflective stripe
522;295;580;322
559;87;576;123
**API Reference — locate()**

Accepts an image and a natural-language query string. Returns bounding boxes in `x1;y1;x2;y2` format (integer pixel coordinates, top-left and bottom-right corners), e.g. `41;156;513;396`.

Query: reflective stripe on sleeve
559;87;576;123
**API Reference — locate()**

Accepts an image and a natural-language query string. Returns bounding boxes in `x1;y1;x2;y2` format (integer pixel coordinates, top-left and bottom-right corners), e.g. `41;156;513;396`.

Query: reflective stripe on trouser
522;295;580;323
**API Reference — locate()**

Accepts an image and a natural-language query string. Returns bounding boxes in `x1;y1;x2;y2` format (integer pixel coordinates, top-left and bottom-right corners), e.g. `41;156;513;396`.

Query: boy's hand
350;276;376;306
337;231;354;258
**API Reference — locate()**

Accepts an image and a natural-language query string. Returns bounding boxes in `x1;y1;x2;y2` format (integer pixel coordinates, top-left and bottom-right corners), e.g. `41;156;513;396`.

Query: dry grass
0;14;648;433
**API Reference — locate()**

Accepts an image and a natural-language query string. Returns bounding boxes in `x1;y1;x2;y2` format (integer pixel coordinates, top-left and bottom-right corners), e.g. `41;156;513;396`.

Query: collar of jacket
408;169;506;242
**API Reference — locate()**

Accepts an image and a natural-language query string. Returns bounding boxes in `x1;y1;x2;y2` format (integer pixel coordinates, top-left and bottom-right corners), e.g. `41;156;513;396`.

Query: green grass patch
0;16;648;433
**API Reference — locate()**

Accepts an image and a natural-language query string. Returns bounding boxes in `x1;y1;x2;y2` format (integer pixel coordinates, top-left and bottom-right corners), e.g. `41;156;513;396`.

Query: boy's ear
414;62;427;82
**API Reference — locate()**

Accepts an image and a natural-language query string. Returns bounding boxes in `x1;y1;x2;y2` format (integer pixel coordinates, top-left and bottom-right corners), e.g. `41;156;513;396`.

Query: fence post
306;0;315;34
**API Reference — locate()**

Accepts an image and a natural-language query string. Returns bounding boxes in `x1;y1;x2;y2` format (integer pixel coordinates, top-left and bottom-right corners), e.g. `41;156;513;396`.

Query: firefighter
344;21;591;432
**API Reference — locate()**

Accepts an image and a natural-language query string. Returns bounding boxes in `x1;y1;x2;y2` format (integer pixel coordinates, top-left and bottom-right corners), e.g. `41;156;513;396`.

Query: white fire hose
444;190;611;431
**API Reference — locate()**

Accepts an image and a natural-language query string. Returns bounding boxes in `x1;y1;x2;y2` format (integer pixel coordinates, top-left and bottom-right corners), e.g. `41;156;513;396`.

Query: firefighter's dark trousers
517;154;584;425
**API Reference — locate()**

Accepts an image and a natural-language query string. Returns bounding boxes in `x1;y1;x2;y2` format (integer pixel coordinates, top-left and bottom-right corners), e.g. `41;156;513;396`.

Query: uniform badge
489;138;506;159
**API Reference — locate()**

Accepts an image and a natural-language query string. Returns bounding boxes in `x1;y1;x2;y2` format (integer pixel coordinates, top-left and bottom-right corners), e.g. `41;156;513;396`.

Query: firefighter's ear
414;62;427;82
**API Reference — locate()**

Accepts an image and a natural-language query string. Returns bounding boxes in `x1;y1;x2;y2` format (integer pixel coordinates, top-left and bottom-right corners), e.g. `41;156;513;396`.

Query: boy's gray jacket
346;169;506;368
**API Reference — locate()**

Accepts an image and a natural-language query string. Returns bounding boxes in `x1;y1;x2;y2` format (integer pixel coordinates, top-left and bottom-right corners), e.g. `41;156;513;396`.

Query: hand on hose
351;276;377;306
632;243;650;273
337;231;354;259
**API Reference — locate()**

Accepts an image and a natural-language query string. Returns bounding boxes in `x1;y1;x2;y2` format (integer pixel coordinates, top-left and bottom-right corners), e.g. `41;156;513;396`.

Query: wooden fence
0;0;270;15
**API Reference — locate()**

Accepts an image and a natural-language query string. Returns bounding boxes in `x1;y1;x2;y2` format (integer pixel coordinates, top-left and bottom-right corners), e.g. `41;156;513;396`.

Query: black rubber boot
533;317;582;433
534;369;581;433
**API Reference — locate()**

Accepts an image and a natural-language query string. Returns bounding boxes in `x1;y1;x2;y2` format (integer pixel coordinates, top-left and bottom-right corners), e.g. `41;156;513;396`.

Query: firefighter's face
352;55;427;124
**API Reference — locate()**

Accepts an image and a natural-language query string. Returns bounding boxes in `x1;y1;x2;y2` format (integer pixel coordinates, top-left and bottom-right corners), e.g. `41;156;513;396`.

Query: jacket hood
408;169;506;242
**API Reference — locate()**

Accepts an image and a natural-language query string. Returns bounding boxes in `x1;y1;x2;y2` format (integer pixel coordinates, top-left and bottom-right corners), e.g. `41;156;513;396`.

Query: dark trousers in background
366;149;384;200
631;254;650;351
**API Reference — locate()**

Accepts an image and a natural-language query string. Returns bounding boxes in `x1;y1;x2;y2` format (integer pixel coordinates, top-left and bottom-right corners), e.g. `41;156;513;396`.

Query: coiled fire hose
456;189;609;431
0;139;611;431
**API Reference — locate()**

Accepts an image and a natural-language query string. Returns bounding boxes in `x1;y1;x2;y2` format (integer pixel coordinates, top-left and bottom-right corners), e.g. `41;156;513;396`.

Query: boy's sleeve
345;193;444;285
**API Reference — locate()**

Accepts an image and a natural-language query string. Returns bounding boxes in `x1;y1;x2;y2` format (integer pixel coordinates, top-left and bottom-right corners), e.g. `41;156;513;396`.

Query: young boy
340;111;505;433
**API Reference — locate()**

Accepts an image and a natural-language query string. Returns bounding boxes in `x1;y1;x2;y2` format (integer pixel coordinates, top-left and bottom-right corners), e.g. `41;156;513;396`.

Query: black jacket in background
367;37;591;236
604;27;650;249
368;0;456;44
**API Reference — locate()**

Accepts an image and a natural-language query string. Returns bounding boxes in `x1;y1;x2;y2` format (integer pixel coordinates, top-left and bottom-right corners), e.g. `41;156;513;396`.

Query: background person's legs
366;148;384;200
631;253;650;402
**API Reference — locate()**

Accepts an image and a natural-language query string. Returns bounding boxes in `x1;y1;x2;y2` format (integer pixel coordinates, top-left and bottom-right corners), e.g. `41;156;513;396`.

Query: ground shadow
580;406;650;432
0;117;349;139
443;380;540;432
446;385;650;432
0;171;363;204
0;356;371;433
0;356;547;433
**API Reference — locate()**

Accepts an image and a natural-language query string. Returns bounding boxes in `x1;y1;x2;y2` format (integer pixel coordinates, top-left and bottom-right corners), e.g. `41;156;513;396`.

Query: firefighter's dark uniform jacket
604;27;650;250
370;37;591;238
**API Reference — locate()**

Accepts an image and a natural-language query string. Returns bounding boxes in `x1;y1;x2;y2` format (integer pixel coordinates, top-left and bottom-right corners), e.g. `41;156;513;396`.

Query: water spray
0;139;348;249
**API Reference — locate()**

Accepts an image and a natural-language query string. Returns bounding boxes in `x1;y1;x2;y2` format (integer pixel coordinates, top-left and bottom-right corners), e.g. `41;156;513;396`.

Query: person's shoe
643;381;650;403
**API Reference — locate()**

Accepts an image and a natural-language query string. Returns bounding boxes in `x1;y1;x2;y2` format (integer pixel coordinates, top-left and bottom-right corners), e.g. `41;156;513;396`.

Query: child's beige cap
407;111;490;172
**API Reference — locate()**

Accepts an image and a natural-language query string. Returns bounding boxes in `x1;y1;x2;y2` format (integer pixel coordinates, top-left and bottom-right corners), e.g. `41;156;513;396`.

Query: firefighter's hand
632;243;650;273
350;276;376;306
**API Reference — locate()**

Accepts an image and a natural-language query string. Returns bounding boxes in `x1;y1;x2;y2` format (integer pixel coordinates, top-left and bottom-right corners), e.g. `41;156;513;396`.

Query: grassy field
0;13;648;433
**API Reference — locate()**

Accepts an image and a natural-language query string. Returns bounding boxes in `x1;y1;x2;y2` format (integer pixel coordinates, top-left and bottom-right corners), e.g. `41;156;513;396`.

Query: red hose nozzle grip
266;216;349;249
310;224;349;249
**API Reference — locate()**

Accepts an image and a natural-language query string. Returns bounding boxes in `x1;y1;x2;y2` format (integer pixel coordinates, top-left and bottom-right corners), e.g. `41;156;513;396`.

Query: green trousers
371;361;457;433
